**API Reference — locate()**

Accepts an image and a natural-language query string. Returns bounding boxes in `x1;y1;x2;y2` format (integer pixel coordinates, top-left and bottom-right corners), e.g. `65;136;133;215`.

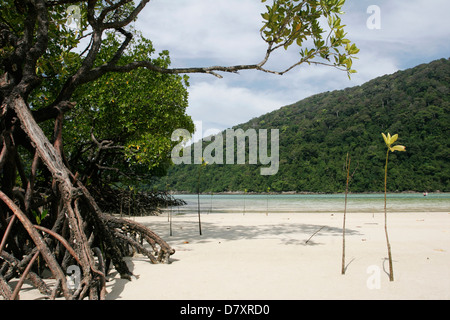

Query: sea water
169;193;450;215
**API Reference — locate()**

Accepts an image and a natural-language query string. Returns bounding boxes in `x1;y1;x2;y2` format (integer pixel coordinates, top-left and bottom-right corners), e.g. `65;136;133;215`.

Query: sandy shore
102;210;450;300
16;210;449;300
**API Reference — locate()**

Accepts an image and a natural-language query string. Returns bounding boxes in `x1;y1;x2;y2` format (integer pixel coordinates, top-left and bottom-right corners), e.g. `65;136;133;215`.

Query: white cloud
136;0;266;65
134;0;450;131
344;1;450;68
187;79;291;133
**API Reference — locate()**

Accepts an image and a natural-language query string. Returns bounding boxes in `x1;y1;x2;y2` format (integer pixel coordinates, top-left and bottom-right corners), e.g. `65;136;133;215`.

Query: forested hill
156;58;450;193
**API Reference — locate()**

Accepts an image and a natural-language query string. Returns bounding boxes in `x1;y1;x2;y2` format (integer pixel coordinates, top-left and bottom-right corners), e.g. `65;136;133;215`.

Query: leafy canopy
64;30;194;180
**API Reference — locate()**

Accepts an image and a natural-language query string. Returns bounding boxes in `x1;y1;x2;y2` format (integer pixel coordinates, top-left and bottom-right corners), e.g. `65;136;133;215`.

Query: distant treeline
154;58;450;193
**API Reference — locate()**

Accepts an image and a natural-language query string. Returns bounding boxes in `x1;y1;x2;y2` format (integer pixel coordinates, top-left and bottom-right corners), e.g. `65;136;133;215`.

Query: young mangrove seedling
381;132;406;282
197;157;208;235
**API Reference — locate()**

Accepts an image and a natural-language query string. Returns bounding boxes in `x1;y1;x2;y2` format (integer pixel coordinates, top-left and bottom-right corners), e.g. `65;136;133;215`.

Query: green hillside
156;58;450;193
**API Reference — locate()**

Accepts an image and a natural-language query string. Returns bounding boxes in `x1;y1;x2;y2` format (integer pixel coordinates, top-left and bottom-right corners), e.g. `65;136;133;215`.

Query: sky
134;0;450;138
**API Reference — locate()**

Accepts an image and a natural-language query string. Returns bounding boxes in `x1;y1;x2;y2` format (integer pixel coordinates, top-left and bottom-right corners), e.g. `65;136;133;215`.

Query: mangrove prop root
0;1;182;298
0;190;175;299
0;96;174;299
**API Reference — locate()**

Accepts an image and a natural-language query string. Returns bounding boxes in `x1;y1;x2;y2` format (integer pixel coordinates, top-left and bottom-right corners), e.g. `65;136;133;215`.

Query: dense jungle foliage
156;58;449;193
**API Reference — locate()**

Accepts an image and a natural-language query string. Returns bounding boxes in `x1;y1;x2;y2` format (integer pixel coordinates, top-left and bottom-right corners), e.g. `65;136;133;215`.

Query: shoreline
172;191;448;196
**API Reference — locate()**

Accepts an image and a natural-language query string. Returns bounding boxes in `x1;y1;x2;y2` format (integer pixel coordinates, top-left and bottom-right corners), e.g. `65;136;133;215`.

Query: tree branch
101;0;150;30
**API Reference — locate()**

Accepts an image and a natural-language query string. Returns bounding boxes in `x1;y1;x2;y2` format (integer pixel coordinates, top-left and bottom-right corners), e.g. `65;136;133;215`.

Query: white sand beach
102;210;450;300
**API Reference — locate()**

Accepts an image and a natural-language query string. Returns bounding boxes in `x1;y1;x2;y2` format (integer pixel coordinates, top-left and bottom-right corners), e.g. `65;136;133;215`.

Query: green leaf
41;209;49;221
390;134;398;144
390;145;406;152
32;210;40;225
382;133;389;145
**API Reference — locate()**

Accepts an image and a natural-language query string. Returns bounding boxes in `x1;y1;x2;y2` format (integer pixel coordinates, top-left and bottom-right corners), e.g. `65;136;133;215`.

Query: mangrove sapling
209;192;213;214
243;189;247;215
167;185;173;236
32;209;49;226
381;133;406;281
197;158;207;235
341;153;358;275
342;154;350;275
169;203;173;237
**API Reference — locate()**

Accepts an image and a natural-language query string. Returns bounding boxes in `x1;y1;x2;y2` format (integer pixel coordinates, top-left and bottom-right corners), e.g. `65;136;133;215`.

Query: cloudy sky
135;0;450;137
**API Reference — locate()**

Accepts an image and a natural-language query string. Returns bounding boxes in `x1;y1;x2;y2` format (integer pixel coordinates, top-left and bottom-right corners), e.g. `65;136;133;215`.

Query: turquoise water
170;193;450;214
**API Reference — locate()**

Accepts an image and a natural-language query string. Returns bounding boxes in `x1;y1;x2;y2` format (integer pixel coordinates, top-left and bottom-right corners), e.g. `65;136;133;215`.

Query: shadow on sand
140;215;362;247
